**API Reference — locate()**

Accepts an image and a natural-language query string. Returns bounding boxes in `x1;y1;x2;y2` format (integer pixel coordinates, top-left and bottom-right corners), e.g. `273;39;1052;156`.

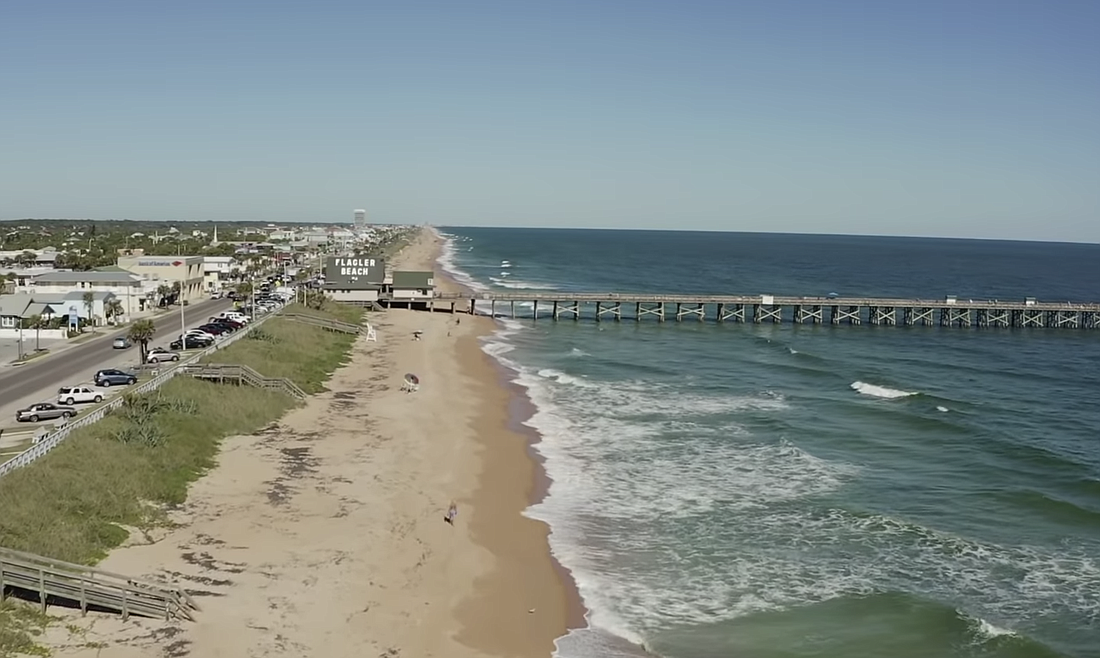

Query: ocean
435;227;1100;658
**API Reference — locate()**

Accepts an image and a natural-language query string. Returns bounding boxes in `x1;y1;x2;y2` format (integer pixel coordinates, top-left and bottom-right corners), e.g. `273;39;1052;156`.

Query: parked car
16;402;77;423
57;385;103;405
197;324;229;336
112;337;132;349
147;347;180;363
171;336;212;350
94;369;137;387
185;330;217;342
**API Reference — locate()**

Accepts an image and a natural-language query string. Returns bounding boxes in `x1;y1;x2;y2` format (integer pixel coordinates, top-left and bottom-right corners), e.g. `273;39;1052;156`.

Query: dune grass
206;303;362;394
0;304;363;564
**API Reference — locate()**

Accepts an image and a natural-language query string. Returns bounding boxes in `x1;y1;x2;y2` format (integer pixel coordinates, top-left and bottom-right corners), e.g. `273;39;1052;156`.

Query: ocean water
436;228;1100;658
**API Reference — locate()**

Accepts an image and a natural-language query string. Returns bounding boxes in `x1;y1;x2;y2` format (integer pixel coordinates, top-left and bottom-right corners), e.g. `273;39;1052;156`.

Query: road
0;297;233;444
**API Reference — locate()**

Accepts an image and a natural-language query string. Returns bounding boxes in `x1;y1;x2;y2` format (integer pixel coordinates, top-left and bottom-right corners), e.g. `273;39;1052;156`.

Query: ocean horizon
435;226;1100;658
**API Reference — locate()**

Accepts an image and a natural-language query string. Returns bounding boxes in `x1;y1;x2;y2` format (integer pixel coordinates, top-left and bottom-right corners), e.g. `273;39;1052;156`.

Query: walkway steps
0;547;197;621
180;363;307;400
278;312;362;335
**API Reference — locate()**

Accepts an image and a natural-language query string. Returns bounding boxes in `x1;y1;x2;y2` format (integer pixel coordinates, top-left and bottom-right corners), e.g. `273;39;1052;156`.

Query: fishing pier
421;292;1100;329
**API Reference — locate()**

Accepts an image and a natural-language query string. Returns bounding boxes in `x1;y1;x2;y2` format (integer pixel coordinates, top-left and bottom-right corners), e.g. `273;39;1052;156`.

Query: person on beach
444;501;458;525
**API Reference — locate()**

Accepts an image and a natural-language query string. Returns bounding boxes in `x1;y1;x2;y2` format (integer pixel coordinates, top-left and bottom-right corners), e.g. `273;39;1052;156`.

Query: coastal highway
0;297;233;440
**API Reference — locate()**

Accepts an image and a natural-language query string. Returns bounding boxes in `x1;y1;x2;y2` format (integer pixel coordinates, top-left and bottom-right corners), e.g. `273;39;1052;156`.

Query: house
31;271;146;319
20;291;120;327
0;295;76;340
390;271;435;301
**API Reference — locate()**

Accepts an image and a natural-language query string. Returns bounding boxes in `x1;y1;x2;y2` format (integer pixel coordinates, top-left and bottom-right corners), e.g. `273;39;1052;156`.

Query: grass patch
207;304;362;394
0;312;360;565
0;600;52;657
0;378;295;564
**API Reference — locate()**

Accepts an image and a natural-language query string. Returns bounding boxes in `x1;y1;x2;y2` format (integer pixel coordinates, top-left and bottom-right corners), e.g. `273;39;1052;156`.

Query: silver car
17;403;77;423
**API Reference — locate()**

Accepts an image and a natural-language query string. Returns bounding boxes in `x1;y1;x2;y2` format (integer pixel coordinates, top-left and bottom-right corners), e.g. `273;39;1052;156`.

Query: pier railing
421;292;1100;329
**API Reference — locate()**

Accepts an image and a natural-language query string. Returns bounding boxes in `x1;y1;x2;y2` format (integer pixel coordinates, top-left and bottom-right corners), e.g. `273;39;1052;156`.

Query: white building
203;256;241;291
30;271;148;319
354;209;366;229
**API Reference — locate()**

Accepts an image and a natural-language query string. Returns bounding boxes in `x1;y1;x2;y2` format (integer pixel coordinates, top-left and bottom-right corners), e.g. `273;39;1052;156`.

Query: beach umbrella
404;373;420;386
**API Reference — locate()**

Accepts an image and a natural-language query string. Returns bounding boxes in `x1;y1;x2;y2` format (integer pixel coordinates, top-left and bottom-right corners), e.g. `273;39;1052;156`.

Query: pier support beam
903;307;934;326
532;300;538;320
869;306;897;326
595;302;622;322
794;305;823;324
831;306;861;325
941;307;972;327
553;301;580;321
754;305;782;324
636;302;665;322
676;303;705;322
716;303;746;323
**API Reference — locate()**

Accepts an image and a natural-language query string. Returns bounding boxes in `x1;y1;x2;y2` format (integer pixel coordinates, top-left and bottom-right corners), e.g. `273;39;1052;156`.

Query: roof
0;296;31;317
391;271;435;289
34;271;141;283
94;265;131;272
27;290;116;304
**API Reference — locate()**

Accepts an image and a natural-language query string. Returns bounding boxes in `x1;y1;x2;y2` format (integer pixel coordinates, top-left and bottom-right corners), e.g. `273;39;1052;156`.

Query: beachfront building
116;254;205;302
30;271;145;320
389;271;435;301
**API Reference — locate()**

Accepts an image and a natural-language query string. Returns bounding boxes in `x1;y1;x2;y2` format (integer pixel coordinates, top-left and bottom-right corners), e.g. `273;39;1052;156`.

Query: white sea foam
437;234;489;293
937;405;950;413
488;276;559;290
446;234;1097;657
569;348;591;358
850;381;917;399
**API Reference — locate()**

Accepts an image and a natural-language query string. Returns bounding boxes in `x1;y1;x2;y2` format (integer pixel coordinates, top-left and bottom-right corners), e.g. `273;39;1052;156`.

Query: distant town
0;212;417;342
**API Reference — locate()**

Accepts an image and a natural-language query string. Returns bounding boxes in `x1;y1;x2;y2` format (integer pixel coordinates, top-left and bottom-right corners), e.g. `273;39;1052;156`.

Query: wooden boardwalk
180;363;307;399
0;547;197;620
424;292;1100;329
279;312;363;335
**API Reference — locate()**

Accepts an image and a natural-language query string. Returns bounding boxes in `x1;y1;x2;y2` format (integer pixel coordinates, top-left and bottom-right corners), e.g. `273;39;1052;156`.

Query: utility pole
179;277;186;350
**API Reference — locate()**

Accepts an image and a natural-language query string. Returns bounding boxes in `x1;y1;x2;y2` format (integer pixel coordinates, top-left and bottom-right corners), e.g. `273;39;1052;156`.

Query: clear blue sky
2;0;1098;242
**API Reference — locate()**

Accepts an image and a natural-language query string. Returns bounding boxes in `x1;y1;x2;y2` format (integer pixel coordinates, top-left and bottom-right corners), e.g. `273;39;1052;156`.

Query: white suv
57;385;104;406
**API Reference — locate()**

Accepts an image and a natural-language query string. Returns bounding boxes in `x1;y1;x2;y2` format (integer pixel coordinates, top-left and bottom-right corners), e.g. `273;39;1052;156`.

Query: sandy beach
45;229;578;658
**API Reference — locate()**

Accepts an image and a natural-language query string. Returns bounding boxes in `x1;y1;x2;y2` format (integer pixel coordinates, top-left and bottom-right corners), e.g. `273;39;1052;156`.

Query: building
116;255;205;302
203;256;240;291
0;295;66;338
389;271;435;301
31;271;147;319
21;291;119;327
354;209;366;230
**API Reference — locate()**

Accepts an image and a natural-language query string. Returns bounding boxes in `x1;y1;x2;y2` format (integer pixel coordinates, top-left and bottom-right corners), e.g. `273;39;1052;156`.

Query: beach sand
44;229;579;658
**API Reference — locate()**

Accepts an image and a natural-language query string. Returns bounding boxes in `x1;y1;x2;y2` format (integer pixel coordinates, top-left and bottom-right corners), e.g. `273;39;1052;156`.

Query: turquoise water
438;228;1100;658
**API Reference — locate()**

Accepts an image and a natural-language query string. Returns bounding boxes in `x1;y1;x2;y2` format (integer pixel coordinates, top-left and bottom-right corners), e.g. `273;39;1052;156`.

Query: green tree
156;284;172;307
82;291;96;331
16;250;37;267
105;298;124;324
23;314;46;351
127;319;156;364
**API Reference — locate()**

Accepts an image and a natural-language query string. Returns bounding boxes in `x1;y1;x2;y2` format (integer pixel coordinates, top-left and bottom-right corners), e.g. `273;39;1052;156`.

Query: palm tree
127;319;156;364
156;284;172;307
82;291;96;331
236;281;253;306
105;298;124;324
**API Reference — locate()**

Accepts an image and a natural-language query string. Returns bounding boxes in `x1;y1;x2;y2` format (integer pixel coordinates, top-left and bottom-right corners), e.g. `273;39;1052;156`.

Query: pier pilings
426;293;1100;331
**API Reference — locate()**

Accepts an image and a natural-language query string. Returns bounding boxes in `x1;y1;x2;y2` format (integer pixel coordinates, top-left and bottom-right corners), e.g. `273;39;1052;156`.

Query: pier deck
414;292;1100;329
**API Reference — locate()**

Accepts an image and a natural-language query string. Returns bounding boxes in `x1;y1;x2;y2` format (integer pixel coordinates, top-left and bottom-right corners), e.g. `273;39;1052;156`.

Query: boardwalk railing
178;363;307;400
0;547;197;620
425;292;1100;329
279;312;362;335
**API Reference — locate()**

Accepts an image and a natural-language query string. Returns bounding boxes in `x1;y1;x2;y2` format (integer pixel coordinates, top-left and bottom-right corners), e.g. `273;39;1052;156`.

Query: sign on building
136;259;184;267
323;256;386;288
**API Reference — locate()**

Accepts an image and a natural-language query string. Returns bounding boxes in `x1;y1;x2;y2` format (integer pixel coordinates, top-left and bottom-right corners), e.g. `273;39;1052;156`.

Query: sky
1;0;1098;242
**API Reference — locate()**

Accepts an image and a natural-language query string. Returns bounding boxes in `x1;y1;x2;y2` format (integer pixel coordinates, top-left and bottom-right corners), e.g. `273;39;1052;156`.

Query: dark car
197;324;229;335
94;369;137;387
16;402;77;423
171;336;212;350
